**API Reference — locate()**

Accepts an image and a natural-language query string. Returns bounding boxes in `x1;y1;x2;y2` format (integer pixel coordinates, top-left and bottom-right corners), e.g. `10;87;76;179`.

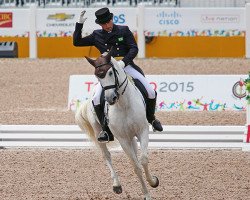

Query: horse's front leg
119;140;152;200
98;143;122;194
138;131;159;188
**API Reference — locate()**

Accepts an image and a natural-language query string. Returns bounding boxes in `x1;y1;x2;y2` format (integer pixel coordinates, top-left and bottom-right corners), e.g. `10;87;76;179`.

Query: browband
95;62;113;68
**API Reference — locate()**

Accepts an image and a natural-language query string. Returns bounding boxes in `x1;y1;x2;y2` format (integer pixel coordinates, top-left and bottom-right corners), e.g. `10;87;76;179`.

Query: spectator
62;0;71;6
15;0;24;7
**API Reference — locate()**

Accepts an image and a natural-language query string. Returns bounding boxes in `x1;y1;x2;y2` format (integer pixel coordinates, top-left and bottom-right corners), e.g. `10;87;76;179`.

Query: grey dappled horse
75;50;159;200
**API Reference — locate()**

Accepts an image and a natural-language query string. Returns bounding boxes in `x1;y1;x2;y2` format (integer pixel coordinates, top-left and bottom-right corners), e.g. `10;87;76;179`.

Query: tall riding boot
146;92;163;132
93;104;114;143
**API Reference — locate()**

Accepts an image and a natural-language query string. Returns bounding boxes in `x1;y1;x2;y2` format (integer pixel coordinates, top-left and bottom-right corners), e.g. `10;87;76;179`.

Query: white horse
75;50;159;200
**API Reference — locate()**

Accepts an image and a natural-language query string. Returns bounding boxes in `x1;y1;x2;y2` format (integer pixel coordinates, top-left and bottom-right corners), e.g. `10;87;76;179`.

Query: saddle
132;78;148;103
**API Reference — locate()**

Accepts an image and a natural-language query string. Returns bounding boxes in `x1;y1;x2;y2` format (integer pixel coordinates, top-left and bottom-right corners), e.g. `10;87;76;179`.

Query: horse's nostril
113;96;117;101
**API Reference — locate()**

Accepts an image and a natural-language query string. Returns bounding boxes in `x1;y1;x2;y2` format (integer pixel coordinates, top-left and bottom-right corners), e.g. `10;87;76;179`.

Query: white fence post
29;5;37;59
137;5;145;58
246;3;250;58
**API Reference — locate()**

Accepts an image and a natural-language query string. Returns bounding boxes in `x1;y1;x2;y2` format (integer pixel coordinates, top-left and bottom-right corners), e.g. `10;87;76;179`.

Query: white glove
78;10;87;24
117;60;125;68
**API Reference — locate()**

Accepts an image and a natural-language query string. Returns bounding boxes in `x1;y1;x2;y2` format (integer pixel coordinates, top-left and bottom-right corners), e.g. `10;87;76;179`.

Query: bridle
98;62;128;100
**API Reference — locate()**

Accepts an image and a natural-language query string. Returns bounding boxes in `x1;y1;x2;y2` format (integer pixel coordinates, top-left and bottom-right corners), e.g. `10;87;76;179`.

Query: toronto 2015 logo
232;78;246;99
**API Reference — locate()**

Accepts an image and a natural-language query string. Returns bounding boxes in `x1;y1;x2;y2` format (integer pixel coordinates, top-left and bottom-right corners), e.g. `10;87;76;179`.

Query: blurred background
0;0;249;58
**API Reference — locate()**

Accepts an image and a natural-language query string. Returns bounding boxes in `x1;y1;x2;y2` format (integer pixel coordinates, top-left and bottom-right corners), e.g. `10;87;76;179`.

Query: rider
73;7;163;142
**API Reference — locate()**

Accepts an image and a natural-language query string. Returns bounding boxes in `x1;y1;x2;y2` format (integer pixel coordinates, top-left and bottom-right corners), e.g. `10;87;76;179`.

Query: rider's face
99;20;114;32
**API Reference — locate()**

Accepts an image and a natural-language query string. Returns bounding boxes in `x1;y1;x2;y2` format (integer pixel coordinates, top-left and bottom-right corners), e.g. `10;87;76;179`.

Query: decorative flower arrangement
245;71;250;105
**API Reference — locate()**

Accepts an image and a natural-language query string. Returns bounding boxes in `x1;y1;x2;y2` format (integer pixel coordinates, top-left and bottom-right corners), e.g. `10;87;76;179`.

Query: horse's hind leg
138;132;159;188
132;136;138;156
98;143;122;194
120;141;151;200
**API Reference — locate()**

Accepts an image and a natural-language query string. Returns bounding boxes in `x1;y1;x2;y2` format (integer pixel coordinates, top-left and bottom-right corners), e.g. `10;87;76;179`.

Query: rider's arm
73;23;95;46
122;26;138;66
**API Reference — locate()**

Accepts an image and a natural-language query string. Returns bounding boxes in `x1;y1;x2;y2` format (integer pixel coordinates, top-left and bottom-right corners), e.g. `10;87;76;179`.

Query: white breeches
92;65;155;106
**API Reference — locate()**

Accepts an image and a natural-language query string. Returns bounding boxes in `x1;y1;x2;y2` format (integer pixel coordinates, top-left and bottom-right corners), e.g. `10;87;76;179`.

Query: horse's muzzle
106;93;119;105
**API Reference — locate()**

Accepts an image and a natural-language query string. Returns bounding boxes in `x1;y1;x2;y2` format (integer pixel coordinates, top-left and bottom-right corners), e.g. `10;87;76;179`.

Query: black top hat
95;7;113;24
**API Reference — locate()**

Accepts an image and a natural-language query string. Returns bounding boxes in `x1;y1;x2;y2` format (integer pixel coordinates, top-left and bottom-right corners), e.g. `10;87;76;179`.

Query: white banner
0;9;30;37
144;8;245;36
0;8;137;37
68;75;247;112
1;7;246;37
36;8;137;37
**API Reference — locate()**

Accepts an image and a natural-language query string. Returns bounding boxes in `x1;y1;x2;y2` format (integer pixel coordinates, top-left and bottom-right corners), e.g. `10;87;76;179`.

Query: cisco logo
156;11;181;25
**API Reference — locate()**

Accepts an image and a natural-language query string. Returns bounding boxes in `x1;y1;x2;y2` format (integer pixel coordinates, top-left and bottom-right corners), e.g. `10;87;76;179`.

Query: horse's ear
85;56;96;67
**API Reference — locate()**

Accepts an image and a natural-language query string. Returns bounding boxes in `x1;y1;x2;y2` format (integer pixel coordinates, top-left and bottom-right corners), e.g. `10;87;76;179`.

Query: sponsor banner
0;8;136;37
36;8;77;37
144;8;245;36
68;75;247;112
36;8;136;37
0;9;30;37
0;8;246;37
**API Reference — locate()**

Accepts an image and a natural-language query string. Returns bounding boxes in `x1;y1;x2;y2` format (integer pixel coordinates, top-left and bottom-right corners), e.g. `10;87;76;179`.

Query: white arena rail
0;125;249;151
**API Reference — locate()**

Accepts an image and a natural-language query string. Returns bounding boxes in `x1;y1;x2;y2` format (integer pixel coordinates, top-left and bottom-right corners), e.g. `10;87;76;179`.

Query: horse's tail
75;100;97;144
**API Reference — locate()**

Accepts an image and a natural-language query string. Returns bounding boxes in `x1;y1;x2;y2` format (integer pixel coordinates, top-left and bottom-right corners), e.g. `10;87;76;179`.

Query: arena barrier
28;4;250;58
0;125;249;151
0;5;249;58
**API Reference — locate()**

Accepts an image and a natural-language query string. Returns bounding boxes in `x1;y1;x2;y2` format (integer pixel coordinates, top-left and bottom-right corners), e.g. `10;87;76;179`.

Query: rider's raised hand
78;10;87;24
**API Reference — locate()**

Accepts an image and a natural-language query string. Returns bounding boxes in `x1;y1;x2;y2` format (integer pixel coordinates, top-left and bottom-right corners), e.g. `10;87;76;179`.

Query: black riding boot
146;92;163;132
93;104;114;143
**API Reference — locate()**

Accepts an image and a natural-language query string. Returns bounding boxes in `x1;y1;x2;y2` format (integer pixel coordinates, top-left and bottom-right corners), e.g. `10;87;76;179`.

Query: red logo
232;78;246;99
0;12;12;28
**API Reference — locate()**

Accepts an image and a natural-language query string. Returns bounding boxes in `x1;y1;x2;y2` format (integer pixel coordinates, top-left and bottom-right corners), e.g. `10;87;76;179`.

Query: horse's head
85;48;128;105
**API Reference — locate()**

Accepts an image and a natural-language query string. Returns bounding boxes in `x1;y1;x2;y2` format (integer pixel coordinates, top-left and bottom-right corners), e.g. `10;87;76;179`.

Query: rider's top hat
95;7;113;24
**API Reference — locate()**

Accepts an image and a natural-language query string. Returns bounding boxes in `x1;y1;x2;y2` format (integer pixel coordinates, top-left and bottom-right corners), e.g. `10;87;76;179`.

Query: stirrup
97;131;110;143
151;119;163;132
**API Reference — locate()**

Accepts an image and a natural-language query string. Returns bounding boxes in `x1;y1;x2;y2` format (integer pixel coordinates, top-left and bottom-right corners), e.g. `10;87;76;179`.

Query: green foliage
245;71;250;105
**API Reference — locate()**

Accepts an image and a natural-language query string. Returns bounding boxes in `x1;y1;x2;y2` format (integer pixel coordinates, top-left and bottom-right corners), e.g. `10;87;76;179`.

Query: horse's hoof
113;185;122;194
150;176;159;188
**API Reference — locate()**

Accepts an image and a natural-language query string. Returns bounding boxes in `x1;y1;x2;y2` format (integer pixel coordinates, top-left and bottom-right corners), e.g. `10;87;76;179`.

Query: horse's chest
108;109;145;132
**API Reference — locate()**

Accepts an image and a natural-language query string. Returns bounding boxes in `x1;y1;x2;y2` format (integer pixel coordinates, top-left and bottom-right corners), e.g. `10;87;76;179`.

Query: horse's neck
116;79;138;108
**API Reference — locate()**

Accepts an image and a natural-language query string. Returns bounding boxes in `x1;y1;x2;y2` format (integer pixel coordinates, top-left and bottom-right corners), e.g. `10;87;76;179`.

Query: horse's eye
109;71;113;76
